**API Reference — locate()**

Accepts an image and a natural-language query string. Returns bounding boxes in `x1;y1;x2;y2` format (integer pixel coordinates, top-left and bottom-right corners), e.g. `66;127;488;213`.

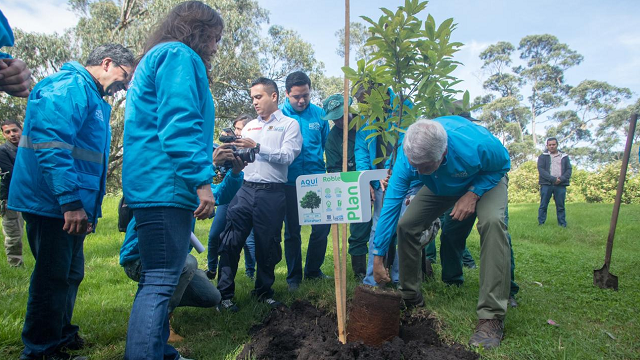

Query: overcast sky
3;0;640;107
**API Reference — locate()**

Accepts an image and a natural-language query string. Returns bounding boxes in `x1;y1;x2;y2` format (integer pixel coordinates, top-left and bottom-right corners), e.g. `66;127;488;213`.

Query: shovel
594;113;638;291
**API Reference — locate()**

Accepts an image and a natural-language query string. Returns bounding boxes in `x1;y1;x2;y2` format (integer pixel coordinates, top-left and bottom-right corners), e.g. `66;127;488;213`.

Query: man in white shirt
217;77;303;311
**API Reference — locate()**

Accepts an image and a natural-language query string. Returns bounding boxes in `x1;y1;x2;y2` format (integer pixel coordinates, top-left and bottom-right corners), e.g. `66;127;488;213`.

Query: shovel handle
605;113;638;266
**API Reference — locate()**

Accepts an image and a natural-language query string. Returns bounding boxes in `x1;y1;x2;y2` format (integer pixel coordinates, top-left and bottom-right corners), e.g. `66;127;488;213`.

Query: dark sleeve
0;148;12;199
0;148;13;174
325;134;342;173
560;156;572;182
537;155;556;183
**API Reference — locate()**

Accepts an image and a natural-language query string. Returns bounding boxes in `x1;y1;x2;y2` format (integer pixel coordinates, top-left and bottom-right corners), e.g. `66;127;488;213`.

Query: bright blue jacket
372;115;510;256
0;10;14;59
354;88;411;189
280;98;329;185
120;171;244;265
8;62;111;225
123;42;215;210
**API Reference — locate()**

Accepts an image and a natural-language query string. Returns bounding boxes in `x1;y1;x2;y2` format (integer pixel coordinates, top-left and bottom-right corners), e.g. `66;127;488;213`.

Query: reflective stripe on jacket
8;62;111;225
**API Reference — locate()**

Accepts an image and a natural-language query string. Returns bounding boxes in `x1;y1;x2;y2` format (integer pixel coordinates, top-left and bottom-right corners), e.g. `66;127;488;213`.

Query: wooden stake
331;224;346;343
332;0;351;345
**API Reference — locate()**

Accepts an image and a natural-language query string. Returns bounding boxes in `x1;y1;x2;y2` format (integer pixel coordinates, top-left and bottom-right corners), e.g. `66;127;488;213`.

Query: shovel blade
594;265;619;291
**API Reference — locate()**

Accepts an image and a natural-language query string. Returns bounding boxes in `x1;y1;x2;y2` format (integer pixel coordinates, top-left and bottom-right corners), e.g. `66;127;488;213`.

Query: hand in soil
373;255;391;284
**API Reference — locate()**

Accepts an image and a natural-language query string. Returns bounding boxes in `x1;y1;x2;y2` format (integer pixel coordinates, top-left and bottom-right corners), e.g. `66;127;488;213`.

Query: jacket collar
61;61;104;98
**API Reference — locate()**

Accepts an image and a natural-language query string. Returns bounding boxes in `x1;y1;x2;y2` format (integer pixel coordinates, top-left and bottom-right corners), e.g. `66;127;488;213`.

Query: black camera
219;128;257;167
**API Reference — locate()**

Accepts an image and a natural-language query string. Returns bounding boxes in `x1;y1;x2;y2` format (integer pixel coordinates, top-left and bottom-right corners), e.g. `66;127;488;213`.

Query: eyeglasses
116;64;130;82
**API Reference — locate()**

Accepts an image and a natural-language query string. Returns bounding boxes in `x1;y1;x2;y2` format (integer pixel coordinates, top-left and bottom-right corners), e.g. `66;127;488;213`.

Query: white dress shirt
241;109;303;183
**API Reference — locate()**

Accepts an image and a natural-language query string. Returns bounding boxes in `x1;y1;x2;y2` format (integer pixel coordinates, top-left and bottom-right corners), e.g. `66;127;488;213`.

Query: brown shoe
168;325;184;343
168;313;184;343
469;319;504;349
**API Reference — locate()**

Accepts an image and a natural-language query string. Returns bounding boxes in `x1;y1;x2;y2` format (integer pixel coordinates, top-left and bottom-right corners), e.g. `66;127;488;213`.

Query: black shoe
288;282;300;292
508;296;518;308
305;272;332;281
351;254;366;280
43;351;88;360
400;294;425;310
206;269;216;280
59;333;86;351
463;262;477;269
260;297;285;309
245;272;255;280
217;299;239;313
469;319;504;349
423;258;434;281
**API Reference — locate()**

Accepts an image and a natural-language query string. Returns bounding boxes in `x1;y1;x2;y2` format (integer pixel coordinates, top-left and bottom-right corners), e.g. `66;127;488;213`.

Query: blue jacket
372;115;510;256
0;10;14;59
354;88;411;189
120;171;244;265
280;98;329;185
123;42;215;210
8;62;111;225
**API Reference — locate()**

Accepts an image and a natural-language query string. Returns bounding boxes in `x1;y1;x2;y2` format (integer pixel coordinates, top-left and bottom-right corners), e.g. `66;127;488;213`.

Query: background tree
335;22;375;63
300;191;321;213
514;34;583;146
2;0;327;190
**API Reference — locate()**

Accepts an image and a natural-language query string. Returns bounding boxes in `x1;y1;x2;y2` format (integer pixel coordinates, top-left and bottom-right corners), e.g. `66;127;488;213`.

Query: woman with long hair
122;2;224;359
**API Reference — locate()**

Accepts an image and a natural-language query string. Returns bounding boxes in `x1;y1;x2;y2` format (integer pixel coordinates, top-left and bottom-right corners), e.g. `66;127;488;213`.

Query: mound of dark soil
237;300;479;360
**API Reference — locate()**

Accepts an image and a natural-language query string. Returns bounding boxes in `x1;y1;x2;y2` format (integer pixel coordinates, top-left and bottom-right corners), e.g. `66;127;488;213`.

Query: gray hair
403;119;447;165
85;44;135;67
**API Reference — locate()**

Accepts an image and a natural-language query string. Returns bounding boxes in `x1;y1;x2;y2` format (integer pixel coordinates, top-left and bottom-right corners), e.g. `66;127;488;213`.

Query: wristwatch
255;142;261;154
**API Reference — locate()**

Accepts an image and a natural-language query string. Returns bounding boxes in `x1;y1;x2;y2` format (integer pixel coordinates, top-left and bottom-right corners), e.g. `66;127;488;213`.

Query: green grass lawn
1;198;639;359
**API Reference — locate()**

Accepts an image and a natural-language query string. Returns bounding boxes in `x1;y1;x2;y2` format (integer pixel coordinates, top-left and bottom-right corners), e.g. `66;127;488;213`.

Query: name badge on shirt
267;125;285;132
309;122;320;131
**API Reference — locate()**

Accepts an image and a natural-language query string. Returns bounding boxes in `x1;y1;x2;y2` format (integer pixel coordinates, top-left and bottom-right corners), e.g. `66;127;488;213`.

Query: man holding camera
217;77;302;311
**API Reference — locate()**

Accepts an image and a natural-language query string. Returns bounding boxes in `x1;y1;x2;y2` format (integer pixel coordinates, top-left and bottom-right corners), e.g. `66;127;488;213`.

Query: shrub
509;160;640;204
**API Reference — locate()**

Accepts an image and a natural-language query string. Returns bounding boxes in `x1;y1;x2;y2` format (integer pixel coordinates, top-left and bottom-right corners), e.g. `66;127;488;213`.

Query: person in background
321;94;371;279
279;71;331;291
207;114;256;281
0;119;24;267
537;137;572;227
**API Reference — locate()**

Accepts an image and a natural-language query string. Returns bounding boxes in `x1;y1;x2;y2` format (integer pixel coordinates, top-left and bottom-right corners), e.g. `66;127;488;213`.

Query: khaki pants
397;177;511;320
2;208;24;266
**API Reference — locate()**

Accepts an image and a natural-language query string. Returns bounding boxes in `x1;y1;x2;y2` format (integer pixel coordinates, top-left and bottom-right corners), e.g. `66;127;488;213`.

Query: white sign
296;170;387;225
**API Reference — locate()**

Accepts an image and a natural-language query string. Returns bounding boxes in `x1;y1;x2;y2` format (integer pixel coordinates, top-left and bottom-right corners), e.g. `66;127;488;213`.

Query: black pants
283;185;331;284
217;183;285;300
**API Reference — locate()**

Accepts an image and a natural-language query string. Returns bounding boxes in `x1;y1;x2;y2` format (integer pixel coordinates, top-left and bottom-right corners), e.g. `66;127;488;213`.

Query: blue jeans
538;184;567;226
124;254;220;313
363;185;421;286
208;204;255;276
283;185;331;284
20;213;85;359
124;207;192;360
